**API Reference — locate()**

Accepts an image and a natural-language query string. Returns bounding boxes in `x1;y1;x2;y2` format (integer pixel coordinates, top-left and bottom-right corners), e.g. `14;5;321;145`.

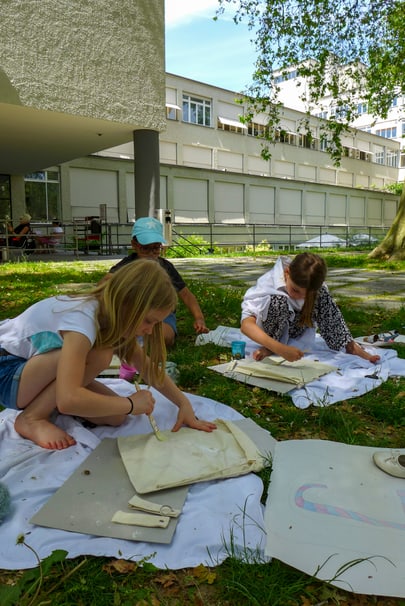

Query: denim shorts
0;349;26;410
163;311;177;335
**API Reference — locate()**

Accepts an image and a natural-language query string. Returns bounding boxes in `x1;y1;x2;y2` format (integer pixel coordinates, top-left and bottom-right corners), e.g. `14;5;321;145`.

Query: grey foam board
30;437;188;544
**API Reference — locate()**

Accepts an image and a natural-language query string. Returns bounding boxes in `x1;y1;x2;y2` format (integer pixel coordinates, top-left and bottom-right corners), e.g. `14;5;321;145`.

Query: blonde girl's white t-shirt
0;296;98;359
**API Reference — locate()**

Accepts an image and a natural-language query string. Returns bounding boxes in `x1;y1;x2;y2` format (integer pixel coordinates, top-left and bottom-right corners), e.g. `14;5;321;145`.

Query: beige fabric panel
232;357;337;386
118;419;265;494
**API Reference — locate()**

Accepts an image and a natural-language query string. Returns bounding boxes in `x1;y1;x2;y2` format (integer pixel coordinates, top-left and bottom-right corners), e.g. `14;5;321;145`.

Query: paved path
20;252;405;310
170;256;405;310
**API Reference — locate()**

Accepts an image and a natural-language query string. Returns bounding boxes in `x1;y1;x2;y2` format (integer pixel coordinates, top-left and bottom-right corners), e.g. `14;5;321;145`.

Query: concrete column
133;129;160;218
10;175;26;220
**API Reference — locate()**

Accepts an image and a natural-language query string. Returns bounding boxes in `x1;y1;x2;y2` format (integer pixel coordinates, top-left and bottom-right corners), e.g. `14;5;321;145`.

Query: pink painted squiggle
295;484;405;530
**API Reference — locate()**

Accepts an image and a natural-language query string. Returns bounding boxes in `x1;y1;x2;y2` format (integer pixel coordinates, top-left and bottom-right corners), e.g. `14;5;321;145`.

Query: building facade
71;73;400;238
273;65;405;181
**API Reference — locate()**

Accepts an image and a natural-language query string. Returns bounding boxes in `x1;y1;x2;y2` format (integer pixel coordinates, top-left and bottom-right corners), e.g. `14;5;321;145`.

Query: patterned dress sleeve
313;285;353;351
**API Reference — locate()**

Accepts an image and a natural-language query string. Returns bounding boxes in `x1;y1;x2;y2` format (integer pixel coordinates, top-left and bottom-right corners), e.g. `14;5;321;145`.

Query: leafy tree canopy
216;0;405;164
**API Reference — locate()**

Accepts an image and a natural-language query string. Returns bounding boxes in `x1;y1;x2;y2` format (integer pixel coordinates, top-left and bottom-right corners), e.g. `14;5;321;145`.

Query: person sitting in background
7;213;33;248
49;219;64;250
101;217;209;381
241;252;380;364
35;219;64;252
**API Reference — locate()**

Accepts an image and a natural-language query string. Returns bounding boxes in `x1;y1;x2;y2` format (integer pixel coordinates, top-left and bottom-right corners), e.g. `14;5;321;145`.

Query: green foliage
216;557;320;605
165;232;215;257
384;182;404;196
166;232;264;257
0;547;68;606
216;0;404;164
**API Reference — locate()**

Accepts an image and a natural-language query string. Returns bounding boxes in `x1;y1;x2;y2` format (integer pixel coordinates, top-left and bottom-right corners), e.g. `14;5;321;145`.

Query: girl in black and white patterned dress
241;252;380;364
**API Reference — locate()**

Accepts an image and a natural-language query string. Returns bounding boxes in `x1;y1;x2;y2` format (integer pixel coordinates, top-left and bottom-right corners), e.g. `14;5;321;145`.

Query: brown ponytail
289;253;327;327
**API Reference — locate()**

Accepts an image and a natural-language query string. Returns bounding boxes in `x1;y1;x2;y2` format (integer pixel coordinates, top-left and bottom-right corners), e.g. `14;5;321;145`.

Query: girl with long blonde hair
0;259;216;450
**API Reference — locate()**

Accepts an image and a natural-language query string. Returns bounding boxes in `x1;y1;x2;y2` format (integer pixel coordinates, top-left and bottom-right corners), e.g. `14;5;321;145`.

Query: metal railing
0;221;387;261
169;223;386;255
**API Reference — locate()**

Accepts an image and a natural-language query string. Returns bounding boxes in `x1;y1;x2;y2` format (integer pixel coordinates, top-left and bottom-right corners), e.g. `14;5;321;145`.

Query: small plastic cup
119;362;137;382
231;340;246;359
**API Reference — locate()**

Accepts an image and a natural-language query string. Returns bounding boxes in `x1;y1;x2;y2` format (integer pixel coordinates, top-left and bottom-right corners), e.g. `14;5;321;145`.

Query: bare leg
15;350;76;449
80;379;128;427
15;380;76;450
15;348;116;449
163;323;176;348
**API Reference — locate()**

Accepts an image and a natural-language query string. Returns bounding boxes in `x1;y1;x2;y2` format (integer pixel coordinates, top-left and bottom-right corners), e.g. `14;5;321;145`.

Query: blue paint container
231;340;246;359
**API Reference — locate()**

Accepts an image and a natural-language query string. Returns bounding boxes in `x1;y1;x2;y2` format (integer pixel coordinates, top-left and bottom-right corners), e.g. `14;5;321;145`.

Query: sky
165;0;258;93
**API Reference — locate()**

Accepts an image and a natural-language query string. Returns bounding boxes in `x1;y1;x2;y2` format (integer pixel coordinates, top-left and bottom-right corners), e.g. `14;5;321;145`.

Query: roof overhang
0;103;141;174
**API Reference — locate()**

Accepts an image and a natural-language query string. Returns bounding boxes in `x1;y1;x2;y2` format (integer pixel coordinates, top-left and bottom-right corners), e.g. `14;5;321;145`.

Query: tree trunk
368;184;405;260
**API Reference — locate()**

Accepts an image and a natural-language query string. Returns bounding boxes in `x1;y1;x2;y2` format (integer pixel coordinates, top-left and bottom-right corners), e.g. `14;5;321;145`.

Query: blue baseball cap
131;217;167;245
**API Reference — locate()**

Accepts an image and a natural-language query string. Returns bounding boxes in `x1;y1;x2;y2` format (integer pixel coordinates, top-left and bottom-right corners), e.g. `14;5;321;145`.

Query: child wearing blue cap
102;217;209;380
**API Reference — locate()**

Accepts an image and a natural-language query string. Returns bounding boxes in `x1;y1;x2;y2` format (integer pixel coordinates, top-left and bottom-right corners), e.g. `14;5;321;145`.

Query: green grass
0;256;405;606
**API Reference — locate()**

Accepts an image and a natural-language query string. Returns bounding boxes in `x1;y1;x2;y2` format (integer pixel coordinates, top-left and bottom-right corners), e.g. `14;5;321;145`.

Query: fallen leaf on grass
154;572;179;588
102;559;137;574
192;564;216;584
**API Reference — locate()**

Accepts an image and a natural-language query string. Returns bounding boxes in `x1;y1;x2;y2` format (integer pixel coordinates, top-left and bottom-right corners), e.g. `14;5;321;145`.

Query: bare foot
347;341;380;364
15;413;76;450
358;349;381;364
253;346;272;361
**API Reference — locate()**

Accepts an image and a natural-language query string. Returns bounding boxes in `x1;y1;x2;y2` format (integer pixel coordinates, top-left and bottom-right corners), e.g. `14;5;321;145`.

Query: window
276;129;297;145
386;150;398;167
359;150;372;162
217;116;247;134
319;139;329;152
248;122;267;137
298;134;318;149
274;70;297;83
357;102;368;115
182;94;211;126
330;104;348;119
24;170;60;220
375;127;397;138
374;149;385;164
166;104;181;120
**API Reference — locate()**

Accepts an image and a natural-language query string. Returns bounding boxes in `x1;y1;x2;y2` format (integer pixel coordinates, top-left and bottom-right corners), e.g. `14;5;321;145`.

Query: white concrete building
84;73;399;241
273;65;405;181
